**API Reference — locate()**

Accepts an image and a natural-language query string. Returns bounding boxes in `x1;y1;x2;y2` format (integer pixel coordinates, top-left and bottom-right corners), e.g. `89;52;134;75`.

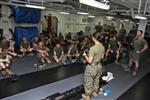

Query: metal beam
138;0;142;14
144;0;149;15
110;9;150;14
111;0;137;9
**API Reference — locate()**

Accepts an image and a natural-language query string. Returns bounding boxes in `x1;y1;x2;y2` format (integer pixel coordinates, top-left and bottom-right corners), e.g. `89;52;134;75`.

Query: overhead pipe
111;0;137;9
110;0;138;19
11;0;26;4
0;1;25;7
138;0;142;14
144;0;149;15
110;9;150;14
131;8;134;19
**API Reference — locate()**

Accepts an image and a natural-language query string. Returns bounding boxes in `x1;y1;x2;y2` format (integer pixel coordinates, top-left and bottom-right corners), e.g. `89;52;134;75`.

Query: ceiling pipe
111;0;137;9
144;0;149;15
0;0;75;11
131;8;134;19
46;2;75;10
0;1;25;7
11;0;26;4
110;9;150;15
110;0;138;19
138;0;142;14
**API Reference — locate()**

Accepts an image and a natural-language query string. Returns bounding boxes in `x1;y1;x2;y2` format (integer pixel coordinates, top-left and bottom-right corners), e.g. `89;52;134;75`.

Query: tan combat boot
82;94;90;100
92;92;97;97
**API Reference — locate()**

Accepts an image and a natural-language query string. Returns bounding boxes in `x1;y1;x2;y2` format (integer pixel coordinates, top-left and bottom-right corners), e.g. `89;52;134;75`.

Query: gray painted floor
0;54;64;79
2;51;150;100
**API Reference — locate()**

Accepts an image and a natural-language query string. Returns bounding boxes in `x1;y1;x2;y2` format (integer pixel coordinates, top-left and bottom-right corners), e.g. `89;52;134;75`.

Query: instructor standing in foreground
82;33;105;100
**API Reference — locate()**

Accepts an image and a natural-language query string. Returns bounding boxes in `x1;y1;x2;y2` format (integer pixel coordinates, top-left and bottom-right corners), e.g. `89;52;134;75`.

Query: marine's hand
136;51;140;54
83;52;86;56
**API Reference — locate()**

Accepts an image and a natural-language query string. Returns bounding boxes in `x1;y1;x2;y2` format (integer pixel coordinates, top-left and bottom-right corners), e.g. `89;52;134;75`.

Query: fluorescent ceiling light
106;16;113;19
106;16;113;20
120;20;124;22
25;4;45;9
130;21;133;23
135;14;147;20
79;0;110;10
88;15;95;18
77;12;89;15
124;19;129;21
60;12;70;15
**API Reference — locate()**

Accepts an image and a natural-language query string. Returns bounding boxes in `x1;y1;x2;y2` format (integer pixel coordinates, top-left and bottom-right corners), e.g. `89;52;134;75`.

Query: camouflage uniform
84;43;105;96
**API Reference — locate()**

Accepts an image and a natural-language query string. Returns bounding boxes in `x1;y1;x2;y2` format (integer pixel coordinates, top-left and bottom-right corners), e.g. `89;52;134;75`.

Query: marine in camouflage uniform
20;37;33;56
53;43;64;63
80;36;92;51
82;33;105;100
0;39;19;80
128;30;148;76
36;41;51;64
1;40;10;51
0;46;14;76
0;38;17;61
67;41;79;63
118;24;127;41
32;37;39;51
105;36;121;63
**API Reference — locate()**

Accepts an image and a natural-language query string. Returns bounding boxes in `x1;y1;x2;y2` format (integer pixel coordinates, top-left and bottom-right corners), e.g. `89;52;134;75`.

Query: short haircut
92;32;102;42
138;30;143;34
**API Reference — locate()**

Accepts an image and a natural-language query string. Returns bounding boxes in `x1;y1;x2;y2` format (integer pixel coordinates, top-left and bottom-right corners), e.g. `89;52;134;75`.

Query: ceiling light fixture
124;19;130;21
135;14;147;20
106;16;113;20
79;0;110;10
77;12;89;15
130;21;133;23
60;12;70;15
120;20;124;22
88;15;95;18
25;4;45;9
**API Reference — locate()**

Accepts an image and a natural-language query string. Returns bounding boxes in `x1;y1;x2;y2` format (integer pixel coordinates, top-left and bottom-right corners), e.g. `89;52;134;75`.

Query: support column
138;19;147;37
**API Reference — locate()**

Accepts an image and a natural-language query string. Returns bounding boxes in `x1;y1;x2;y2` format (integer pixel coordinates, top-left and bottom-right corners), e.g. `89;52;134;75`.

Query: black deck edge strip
0;63;85;99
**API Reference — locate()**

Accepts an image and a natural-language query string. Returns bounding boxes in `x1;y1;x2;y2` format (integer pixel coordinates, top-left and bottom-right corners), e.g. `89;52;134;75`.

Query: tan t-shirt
89;43;105;64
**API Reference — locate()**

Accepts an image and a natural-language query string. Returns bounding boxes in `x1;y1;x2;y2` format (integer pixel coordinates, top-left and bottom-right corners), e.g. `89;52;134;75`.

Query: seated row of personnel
19;36;80;65
0;37;19;81
0;31;130;80
0;34;81;77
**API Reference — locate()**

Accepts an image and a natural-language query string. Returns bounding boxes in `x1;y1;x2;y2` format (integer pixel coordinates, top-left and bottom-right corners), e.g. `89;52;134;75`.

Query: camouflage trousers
83;63;102;96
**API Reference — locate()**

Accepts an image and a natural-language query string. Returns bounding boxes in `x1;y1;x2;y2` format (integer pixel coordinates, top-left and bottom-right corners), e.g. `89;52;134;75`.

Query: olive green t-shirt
89;43;105;64
104;39;109;49
133;37;147;51
85;38;92;48
0;41;10;50
109;40;118;51
70;46;78;55
81;38;87;45
54;47;63;58
21;41;30;49
0;51;7;59
119;29;126;39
